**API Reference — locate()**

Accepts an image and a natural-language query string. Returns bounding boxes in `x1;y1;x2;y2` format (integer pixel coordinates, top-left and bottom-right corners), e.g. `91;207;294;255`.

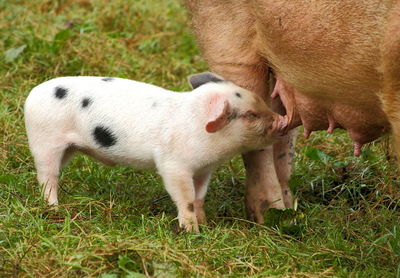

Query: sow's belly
272;78;390;156
253;0;392;154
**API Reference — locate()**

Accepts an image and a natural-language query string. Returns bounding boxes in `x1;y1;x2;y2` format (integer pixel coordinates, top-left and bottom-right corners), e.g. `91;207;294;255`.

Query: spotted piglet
24;72;288;232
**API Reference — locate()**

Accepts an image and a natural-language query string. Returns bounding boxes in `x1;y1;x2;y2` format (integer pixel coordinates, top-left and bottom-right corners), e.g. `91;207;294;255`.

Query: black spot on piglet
55;86;68;99
102;77;114;82
82;98;92;108
93;126;117;147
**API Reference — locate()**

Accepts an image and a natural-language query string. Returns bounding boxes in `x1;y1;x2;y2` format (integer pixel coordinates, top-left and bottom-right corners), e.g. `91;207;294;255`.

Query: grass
1;0;399;277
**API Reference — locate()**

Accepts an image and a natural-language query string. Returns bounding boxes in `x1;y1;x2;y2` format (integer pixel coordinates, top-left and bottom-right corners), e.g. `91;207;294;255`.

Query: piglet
24;72;287;232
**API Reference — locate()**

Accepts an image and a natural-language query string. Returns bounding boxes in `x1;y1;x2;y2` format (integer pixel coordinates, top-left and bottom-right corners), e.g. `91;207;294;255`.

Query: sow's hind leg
381;4;400;162
186;0;294;223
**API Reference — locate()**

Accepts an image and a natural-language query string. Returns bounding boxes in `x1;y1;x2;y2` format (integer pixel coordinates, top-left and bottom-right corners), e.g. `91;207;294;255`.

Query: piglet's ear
188;72;225;89
205;94;231;133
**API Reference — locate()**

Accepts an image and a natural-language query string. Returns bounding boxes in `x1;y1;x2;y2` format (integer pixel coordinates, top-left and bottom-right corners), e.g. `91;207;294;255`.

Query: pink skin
185;0;399;224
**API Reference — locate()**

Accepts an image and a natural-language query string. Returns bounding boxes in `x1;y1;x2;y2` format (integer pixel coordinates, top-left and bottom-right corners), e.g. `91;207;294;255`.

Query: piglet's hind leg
33;145;69;205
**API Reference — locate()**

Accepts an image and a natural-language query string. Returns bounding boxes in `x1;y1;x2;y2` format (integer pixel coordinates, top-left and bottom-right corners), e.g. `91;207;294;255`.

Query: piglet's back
24;76;180;167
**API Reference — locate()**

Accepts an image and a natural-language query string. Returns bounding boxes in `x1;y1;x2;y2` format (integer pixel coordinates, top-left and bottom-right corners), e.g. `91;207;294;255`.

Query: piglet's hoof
179;220;200;233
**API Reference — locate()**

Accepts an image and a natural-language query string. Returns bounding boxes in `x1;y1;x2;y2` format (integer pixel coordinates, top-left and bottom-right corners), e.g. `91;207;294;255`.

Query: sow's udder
273;79;391;156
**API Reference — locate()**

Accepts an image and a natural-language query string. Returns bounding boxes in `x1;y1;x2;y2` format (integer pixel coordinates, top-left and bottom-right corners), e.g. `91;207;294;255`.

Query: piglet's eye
245;111;259;119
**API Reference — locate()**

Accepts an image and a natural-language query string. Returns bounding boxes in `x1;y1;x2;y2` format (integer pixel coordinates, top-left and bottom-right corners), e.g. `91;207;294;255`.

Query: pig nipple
327;115;336;134
271;77;284;99
353;142;363;157
303;127;312;139
271;86;279;99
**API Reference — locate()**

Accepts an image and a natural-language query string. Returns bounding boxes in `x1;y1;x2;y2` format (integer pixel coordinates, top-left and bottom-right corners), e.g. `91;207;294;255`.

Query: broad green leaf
4;44;26;63
305;147;333;162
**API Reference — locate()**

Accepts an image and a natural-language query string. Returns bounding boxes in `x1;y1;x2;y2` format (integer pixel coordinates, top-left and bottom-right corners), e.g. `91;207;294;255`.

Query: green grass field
1;0;400;277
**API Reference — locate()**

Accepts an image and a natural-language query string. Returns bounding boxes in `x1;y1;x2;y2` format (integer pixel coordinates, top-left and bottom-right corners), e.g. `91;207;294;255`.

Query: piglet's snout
268;114;289;137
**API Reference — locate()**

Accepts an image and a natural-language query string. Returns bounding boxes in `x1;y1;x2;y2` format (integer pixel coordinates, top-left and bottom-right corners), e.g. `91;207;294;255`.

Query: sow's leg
186;0;295;223
270;76;297;208
381;4;400;162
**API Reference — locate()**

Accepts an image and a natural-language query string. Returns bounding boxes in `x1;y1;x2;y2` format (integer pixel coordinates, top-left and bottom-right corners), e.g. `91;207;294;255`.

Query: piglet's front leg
160;169;199;232
193;172;212;225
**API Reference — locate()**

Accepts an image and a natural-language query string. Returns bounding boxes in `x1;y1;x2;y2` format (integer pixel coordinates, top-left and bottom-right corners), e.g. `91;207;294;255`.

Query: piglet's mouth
269;114;289;138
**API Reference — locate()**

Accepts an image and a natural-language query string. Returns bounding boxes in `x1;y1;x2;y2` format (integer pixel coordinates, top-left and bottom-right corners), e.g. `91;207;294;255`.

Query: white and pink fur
24;72;287;232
